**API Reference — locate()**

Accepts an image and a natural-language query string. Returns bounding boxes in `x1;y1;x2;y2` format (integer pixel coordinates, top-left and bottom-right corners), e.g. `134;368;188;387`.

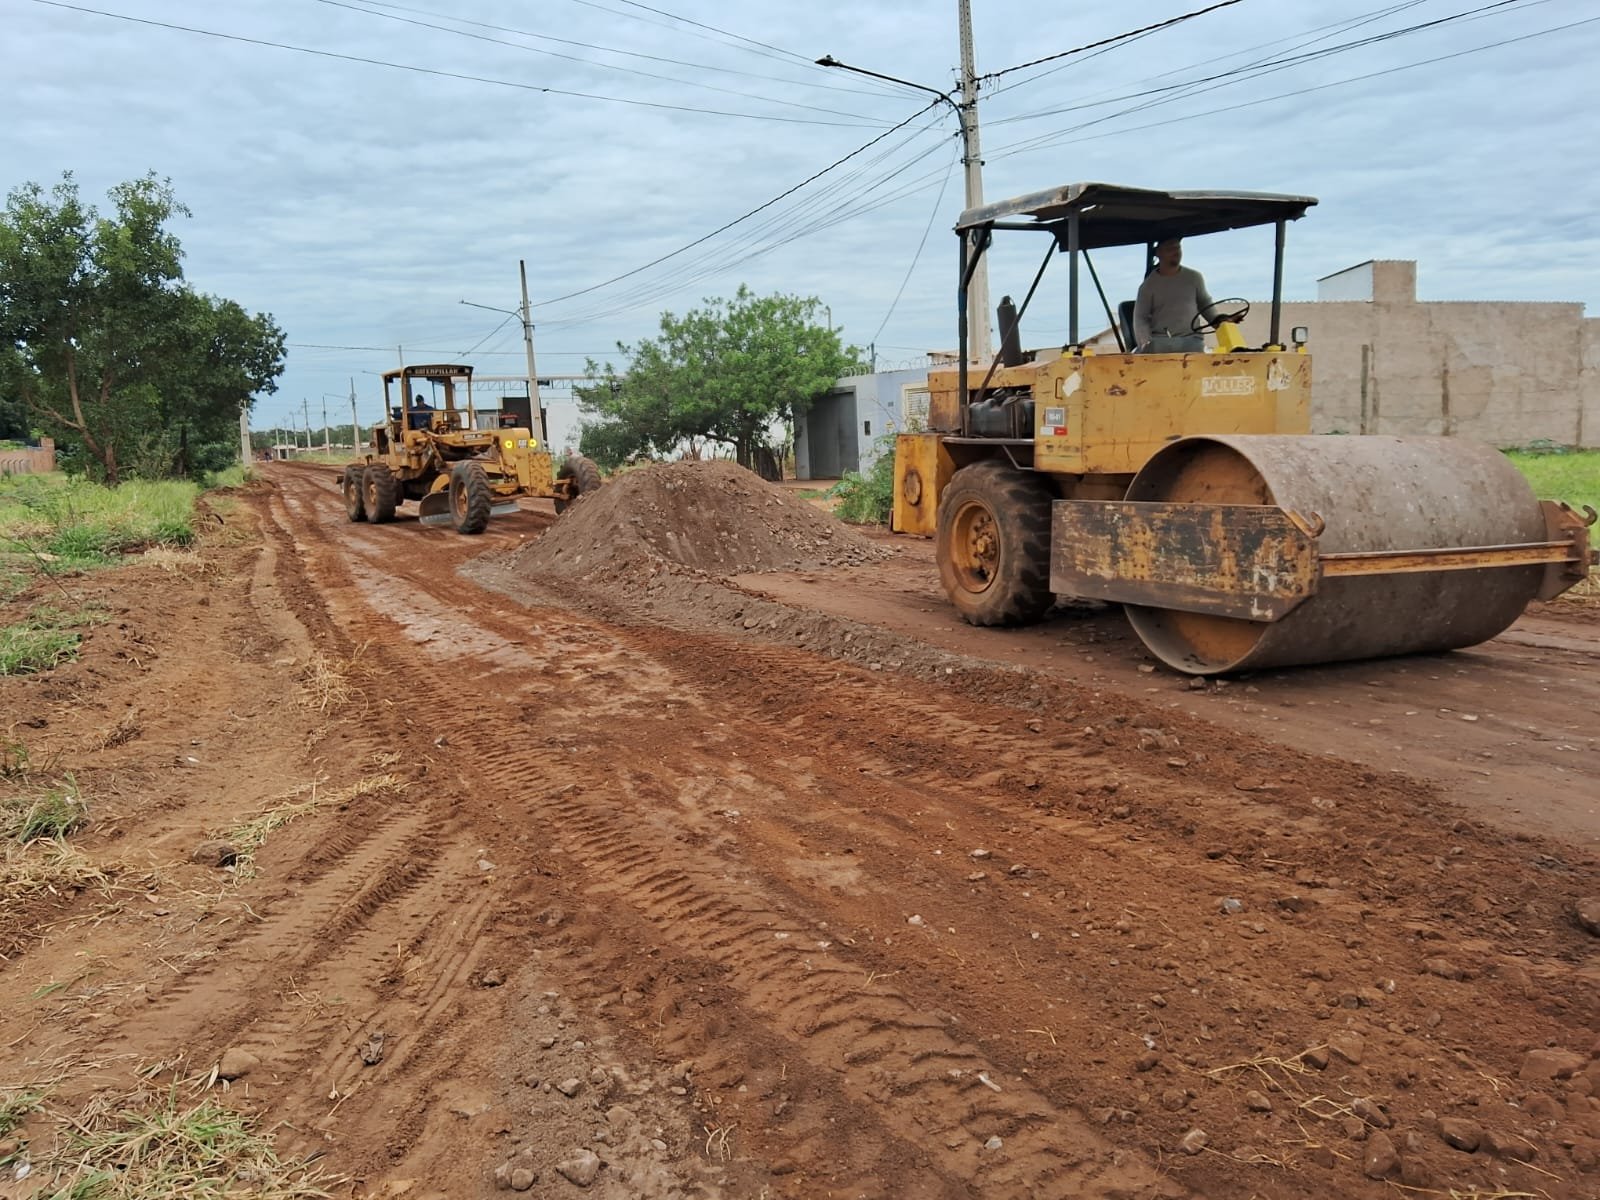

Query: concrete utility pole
238;404;251;466
350;377;360;453
519;260;548;445
302;399;311;452
957;0;991;361
321;397;330;452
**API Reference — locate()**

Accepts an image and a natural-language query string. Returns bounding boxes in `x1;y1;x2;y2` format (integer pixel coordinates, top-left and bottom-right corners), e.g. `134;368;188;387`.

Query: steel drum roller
1122;435;1548;674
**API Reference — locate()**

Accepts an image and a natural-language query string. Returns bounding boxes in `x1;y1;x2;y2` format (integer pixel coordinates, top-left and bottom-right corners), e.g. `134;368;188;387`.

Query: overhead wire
984;0;1551;152
985;9;1598;163
534;96;951;309
310;0;894;122
557;0;816;67
979;0;1247;83
27;0;884;127
341;0;899;98
871;141;962;345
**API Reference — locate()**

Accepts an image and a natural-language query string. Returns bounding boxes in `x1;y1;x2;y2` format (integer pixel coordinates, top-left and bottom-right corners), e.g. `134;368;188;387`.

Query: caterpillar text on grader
340;364;601;534
892;183;1596;674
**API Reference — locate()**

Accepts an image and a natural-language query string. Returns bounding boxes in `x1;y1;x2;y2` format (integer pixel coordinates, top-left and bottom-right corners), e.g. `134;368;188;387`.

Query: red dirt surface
0;459;1595;1200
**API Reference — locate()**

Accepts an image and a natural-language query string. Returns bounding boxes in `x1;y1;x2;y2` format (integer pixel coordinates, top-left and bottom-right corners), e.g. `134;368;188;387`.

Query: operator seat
1117;300;1138;353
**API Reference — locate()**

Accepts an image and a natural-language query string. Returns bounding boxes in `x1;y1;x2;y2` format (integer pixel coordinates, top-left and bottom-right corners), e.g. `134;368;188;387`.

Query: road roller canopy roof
956;183;1317;248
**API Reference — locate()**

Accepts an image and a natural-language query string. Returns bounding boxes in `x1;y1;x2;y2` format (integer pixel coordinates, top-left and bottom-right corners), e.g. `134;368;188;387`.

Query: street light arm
815;54;957;107
459;298;521;320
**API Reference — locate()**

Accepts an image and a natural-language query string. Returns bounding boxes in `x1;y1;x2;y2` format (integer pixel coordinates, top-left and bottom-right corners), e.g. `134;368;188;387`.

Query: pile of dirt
509;460;889;584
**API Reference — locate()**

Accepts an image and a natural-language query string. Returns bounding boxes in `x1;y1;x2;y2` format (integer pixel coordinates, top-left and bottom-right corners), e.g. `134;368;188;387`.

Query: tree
574;287;856;471
0;172;285;483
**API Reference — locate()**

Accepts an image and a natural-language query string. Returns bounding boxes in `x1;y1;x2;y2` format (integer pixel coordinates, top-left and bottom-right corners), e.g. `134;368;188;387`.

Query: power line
872;142;961;345
987;10;1597;162
535;97;949;308
311;0;886;122
981;0;1247;83
985;0;1546;147
27;0;884;128
342;0;895;98
559;0;813;67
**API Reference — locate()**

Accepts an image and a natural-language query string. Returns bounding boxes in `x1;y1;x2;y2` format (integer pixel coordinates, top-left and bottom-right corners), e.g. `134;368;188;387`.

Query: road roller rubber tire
362;463;398;524
936;459;1055;627
555;454;603;515
342;466;367;522
449;462;492;535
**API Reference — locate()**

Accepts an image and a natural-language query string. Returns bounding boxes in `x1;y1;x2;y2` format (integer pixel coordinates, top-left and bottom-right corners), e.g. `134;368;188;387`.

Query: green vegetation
0;172;284;483
1505;448;1600;512
0;607;105;675
0;473;199;570
32;1092;337;1200
3;776;86;841
831;442;898;525
576;287;858;471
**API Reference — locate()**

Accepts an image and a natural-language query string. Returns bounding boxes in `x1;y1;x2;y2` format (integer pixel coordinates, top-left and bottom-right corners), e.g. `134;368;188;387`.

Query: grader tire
342;466;367;522
554;454;603;516
935;459;1055;627
449;462;492;535
362;463;398;523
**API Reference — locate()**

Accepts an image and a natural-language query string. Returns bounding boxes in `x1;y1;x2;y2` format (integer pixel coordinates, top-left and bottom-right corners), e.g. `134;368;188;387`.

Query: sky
5;0;1598;451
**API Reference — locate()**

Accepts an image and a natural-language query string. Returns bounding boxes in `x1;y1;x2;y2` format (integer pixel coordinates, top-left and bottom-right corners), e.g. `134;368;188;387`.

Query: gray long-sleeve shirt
1133;266;1215;346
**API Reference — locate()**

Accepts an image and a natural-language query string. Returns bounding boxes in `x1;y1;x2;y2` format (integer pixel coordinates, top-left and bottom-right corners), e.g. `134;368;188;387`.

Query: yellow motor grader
340;364;601;534
892;183;1595;674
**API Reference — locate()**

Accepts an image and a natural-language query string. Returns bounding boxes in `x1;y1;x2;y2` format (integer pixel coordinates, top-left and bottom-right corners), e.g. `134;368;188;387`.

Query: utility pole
957;0;991;361
238;404;251;466
321;396;329;453
350;377;360;453
302;398;310;453
519;260;548;444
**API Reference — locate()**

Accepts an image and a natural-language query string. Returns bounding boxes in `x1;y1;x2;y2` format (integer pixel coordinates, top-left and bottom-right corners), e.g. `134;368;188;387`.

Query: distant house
794;366;934;479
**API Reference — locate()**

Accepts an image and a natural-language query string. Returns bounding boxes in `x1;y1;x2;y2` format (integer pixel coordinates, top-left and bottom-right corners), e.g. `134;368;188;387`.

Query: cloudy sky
6;0;1597;448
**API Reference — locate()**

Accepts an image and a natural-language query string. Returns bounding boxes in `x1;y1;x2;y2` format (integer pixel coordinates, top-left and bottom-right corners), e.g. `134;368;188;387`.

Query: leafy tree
0;172;285;483
575;287;856;471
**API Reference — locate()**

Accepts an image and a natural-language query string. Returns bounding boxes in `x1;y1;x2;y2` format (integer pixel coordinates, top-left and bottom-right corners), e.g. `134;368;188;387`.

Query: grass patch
0;837;108;913
0;606;108;675
0;474;200;574
3;776;87;842
226;774;408;880
1;1087;45;1139
32;1089;338;1199
203;464;253;490
1505;448;1600;512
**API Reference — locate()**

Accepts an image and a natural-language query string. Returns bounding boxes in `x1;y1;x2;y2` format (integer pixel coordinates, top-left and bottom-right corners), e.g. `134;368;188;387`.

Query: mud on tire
342;466;367;522
554;453;603;516
935;458;1055;627
362;463;398;523
449;461;492;535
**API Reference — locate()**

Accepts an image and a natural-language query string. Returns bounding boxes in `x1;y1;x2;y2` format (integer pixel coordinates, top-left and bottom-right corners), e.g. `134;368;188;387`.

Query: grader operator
892;182;1595;674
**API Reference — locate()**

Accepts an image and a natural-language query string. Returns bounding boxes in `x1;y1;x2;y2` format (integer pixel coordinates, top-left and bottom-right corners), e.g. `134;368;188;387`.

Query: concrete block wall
1240;261;1596;448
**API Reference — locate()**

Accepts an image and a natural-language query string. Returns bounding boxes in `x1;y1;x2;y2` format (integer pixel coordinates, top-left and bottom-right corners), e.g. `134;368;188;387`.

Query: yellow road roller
891;183;1595;674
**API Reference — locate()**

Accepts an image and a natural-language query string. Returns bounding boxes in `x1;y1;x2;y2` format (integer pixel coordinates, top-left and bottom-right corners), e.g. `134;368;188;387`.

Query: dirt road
1;461;1595;1200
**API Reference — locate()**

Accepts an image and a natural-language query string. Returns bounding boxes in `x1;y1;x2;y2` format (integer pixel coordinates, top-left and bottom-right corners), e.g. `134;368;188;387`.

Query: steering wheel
1190;298;1250;334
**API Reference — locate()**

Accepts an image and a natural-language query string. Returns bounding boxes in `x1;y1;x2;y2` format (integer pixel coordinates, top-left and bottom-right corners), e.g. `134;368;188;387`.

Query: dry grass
28;1087;339;1199
3;777;88;842
225;773;408;880
0;837;110;913
295;644;370;715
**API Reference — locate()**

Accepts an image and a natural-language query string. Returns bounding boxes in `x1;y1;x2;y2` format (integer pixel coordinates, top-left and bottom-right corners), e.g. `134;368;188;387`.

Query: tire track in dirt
241;463;1599;1199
